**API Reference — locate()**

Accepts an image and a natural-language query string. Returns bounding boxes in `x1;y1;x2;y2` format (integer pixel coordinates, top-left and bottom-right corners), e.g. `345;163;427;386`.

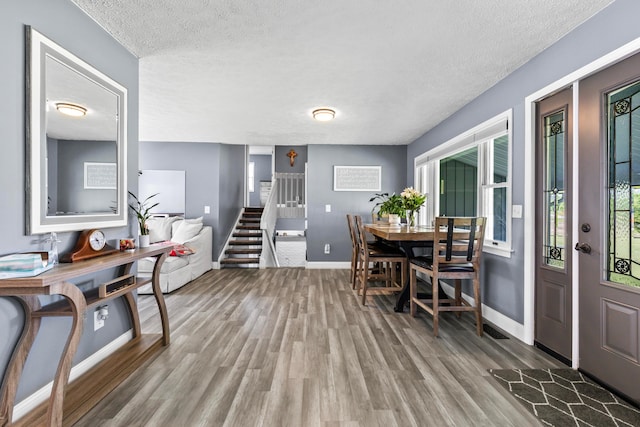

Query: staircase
220;207;263;267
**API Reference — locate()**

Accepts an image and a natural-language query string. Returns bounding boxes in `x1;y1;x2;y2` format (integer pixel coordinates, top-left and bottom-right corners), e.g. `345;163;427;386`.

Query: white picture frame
84;162;117;189
333;165;381;191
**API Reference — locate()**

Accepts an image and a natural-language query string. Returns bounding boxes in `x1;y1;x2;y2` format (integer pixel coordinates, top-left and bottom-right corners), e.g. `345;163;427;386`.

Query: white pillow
171;216;203;235
147;216;182;243
172;221;203;244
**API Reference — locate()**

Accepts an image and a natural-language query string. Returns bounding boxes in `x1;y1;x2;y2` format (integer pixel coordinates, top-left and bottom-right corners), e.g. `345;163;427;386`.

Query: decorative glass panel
543;111;565;268
608;80;640;288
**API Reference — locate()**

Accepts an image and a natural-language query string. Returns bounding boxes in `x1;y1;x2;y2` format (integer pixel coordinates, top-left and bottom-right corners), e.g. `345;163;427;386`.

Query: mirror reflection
46;55;118;216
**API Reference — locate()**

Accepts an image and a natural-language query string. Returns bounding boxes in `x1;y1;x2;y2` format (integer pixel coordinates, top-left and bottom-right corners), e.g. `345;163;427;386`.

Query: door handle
574;242;592;254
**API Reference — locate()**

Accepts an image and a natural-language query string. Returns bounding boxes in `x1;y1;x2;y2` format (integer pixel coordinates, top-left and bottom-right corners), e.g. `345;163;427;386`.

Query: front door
535;88;573;362
579;52;640;404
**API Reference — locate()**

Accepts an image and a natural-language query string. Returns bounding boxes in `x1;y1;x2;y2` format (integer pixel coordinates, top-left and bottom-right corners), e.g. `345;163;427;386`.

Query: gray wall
275;145;307;173
306;145;407;261
406;0;640;323
139;141;245;260
218;144;247;256
249;154;271;207
0;0;138;401
274;146;308;230
56;139;117;214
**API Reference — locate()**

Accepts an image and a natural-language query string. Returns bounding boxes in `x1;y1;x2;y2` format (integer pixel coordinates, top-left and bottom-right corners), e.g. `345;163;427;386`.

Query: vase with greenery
401;187;426;227
369;192;407;223
128;191;159;245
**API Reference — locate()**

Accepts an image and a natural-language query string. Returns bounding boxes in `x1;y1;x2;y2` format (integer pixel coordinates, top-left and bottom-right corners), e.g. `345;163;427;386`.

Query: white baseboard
305;261;350;269
212;261;220;269
12;330;133;421
439;282;525;342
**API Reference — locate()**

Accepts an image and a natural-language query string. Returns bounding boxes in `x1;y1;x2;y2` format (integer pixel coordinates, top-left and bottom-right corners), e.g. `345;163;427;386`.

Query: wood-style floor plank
73;268;558;426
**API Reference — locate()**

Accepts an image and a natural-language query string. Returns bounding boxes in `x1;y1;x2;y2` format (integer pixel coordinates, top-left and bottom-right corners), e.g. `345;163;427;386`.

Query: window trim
248;161;255;193
414;109;513;258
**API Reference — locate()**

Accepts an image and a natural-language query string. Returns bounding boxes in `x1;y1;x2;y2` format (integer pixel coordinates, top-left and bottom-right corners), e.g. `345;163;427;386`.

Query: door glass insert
543;111;566;268
608;80;640;288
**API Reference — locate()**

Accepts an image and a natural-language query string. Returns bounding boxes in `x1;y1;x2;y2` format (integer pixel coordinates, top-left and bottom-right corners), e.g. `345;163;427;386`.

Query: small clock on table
61;229;118;263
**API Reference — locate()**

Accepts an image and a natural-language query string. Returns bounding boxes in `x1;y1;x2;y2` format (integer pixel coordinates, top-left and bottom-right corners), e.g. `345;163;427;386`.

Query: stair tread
221;258;260;264
229;240;263;245
233;232;262;237
236;225;260;230
226;248;261;254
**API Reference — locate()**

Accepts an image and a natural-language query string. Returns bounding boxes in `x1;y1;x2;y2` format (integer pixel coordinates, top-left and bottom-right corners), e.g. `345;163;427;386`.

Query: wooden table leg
150;252;170;345
0;296;41;426
46;282;86;427
119;262;141;338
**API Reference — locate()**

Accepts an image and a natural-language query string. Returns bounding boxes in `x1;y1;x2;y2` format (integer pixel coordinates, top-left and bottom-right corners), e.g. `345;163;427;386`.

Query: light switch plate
512;204;523;218
325;204;331;213
204;205;210;214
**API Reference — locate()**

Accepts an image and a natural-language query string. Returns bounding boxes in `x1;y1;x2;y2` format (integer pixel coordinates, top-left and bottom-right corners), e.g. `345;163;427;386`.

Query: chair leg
454;279;462;318
390;261;397;288
350;251;357;289
473;276;483;336
410;267;417;317
361;261;368;305
432;275;439;337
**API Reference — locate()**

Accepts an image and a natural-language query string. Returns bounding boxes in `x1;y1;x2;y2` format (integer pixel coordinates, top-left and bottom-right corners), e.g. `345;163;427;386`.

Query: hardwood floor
74;269;558;426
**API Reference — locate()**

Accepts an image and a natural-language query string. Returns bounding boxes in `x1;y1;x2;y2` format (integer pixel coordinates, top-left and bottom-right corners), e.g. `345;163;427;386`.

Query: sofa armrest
182;226;213;279
183;226;212;252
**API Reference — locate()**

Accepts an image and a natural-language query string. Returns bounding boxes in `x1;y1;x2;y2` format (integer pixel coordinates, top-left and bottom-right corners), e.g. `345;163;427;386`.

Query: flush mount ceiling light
55;102;87;117
312;108;335;121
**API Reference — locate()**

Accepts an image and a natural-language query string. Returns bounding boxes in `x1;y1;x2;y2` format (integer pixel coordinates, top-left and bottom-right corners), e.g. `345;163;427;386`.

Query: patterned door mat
489;369;640;426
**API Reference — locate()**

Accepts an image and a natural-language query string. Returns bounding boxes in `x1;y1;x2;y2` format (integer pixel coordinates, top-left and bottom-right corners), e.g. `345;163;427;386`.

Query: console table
0;244;172;427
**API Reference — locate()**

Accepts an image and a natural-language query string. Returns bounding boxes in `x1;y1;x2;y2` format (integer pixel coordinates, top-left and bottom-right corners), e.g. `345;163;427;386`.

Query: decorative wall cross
287;149;297;167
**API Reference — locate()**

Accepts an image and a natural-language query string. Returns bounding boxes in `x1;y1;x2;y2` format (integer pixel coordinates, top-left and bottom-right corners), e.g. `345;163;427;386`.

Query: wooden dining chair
346;214;361;289
354;215;406;305
409;216;486;336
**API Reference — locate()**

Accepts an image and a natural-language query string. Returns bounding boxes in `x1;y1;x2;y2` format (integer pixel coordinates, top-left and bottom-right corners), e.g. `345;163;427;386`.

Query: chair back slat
347;214;358;250
433;217;486;269
354;215;368;254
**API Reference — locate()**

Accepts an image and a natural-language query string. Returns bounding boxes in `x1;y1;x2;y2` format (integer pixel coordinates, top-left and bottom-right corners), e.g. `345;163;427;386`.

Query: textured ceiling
71;0;612;146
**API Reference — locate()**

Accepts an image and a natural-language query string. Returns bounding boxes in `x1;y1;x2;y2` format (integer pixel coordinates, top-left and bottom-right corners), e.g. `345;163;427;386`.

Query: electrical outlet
324;243;330;254
94;310;104;331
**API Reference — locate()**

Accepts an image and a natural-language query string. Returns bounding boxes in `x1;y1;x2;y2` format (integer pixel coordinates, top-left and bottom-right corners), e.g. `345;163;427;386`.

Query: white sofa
137;216;213;294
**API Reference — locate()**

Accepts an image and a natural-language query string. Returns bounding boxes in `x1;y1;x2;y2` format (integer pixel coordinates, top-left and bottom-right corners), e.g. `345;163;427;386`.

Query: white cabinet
276;233;306;267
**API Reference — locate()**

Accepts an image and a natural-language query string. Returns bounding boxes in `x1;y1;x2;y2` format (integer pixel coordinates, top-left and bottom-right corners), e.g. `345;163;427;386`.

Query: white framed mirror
26;26;127;234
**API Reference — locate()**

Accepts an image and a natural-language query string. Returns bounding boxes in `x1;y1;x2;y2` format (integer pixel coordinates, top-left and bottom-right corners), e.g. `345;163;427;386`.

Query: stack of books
0;253;53;279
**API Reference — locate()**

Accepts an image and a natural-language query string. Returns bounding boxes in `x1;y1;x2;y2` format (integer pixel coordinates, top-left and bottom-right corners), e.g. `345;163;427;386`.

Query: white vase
388;214;400;225
139;235;150;248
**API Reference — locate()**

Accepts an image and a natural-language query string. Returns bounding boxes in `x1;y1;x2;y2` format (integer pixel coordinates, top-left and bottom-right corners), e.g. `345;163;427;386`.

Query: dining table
364;223;439;312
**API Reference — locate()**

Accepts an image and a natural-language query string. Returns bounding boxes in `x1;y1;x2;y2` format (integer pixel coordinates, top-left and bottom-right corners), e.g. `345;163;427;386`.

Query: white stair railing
275;172;305;218
260;176;279;268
